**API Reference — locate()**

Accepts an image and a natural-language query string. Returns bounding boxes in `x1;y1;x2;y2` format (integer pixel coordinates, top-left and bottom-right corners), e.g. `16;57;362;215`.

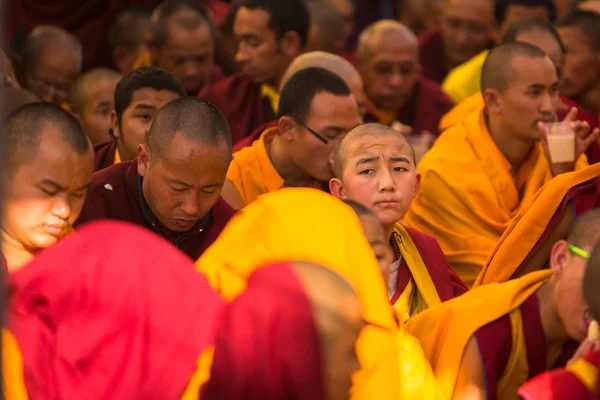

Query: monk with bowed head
108;6;152;75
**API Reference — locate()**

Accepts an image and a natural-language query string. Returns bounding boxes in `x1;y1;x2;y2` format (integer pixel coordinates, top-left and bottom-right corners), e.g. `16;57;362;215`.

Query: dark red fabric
202;262;325;400
93;141;117;172
8;221;225;400
232;120;278;152
199;73;277;145
418;29;450;84
75;160;235;260
364;76;454;136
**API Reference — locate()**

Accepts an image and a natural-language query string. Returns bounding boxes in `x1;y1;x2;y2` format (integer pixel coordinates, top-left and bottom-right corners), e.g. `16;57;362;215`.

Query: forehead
306;92;360;121
508;55;557;87
346;134;412;160
504;5;550;24
126;88;180;110
445;0;493;22
33;44;80;81
558;26;595;50
166;20;213;45
234;7;272;35
368;32;418;61
83;78;119;100
515;31;563;68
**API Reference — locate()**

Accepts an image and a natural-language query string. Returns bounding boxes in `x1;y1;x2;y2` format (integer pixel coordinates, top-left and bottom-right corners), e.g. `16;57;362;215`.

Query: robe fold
75;160;235;260
441;50;488;104
404;109;588;288
195;188;438;400
406;270;574;399
93;140;117;172
232;120;277;152
200;73;276;145
475;163;600;286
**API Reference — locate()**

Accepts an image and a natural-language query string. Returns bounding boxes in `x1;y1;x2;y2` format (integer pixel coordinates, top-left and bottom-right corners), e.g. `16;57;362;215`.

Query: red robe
418;29;451;84
200;73;277;145
75;160;235;260
93;141;117;172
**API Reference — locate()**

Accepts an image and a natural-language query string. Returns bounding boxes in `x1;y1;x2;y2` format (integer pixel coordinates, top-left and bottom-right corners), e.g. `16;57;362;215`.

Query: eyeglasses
569;244;591;260
27;77;70;103
293;118;331;144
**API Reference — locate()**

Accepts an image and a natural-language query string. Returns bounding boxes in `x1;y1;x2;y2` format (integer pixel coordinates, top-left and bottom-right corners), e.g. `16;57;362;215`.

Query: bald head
481;41;550;93
69;68;121;115
356;20;418;63
0;87;38;122
578;0;600;13
584;239;600;320
567;208;600;251
306;1;346;55
21;25;82;74
151;0;214;48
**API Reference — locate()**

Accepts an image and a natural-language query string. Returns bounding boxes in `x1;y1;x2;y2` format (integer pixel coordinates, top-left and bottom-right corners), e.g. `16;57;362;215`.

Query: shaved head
567;208;600;250
22;25;83;74
334;123;415;179
584;237;600;320
69;68;121;114
481;42;549;93
0;87;38;121
356;20;418;63
306;1;346;54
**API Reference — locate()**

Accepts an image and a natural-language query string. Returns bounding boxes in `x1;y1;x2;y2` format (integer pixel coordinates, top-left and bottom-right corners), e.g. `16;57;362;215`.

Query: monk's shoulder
211;197;237;225
84;161;132;204
417;77;453;109
200;73;257;104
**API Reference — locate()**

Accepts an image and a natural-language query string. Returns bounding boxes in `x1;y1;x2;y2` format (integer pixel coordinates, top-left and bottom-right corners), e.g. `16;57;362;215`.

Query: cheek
345;179;375;204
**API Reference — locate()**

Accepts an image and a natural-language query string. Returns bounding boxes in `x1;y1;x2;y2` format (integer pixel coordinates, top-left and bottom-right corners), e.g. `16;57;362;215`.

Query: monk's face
77;77;119;145
154;19;215;95
336;135;419;227
2;125;93;252
234;7;295;86
325;0;355;43
515;31;564;77
497;5;552;41
441;0;494;68
357;213;393;283
283;92;362;182
112;88;181;161
359;33;420;112
558;26;600;99
579;1;600;13
492;55;558;142
138;134;230;232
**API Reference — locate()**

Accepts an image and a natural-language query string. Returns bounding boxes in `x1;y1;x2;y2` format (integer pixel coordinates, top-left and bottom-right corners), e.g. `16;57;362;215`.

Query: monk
418;0;495;84
577;0;600;13
77;97;234;260
200;0;309;144
442;0;557;104
6;220;363;400
150;0;223;96
305;1;346;56
108;6;152;75
14;25;82;106
330;123;467;323
357;20;454;150
404;42;597;287
196;188;439;400
221;67;362;209
1;103;94;273
93;66;185;171
407;208;600;399
476;163;600;285
0;86;38;121
69;68;121;145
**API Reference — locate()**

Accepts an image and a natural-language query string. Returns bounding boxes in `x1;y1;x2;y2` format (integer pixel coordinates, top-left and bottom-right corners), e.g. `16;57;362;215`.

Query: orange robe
195;188;439;400
475;163;600;286
403;109;588;287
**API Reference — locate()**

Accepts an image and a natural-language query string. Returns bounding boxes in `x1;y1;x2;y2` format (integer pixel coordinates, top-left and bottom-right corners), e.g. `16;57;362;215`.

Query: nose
179;192;200;218
388;70;405;88
454;28;469;46
540;91;555;114
183;61;200;78
235;43;250;65
378;169;396;192
51;194;71;221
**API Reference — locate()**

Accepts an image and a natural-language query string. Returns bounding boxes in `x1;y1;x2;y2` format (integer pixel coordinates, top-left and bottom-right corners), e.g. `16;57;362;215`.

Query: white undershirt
387;255;403;300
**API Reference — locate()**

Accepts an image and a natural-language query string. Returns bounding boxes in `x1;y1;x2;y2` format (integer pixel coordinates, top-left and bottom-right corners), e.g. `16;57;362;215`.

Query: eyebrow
169;178;192;188
95;101;111;109
527;83;547;90
41;178;90;192
133;103;157;111
238;33;260;42
356;156;379;166
390;156;411;164
322;125;348;133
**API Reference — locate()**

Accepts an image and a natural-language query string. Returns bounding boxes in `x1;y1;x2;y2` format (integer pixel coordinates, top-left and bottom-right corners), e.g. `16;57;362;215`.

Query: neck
268;135;314;186
1;229;36;273
384;224;396;243
116;140;133;162
572;79;600;114
537;282;570;362
487;115;535;171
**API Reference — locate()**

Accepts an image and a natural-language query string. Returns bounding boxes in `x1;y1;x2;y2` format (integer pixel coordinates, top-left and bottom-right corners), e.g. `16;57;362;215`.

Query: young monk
330;123;467;322
404;42;597;287
406;208;600;399
76;97;235;261
221;67;362;209
69;68;121;145
1;103;94;273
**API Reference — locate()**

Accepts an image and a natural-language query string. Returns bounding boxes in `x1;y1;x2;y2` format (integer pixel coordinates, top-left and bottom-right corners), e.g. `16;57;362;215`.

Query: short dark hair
278;67;351;121
108;6;152;52
2;103;91;174
237;0;310;48
494;0;557;25
556;10;600;51
502;18;565;55
114;66;186;125
151;0;215;48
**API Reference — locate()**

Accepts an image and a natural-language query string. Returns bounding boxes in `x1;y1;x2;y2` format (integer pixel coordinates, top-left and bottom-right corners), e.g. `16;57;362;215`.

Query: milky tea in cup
544;122;575;163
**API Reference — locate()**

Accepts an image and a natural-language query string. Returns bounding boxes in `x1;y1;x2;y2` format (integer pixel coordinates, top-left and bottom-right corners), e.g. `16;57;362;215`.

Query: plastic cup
544;122;575;163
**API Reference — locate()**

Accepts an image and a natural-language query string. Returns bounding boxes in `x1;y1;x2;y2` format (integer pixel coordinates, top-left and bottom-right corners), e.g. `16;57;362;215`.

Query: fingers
563;107;578;122
582;127;600;148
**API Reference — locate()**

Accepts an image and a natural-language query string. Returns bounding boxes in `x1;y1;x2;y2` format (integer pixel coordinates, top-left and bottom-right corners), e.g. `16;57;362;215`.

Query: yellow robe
404;109;587;288
441;50;488;104
3;329;29;400
475;163;600;286
196;188;439;400
406;270;552;399
438;92;484;133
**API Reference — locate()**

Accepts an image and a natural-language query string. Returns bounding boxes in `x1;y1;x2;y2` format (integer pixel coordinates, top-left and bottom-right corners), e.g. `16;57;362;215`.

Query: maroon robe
390;226;467;305
93;141;117;172
418;29;451;84
199;73;276;145
364;76;454;136
75;160;235;260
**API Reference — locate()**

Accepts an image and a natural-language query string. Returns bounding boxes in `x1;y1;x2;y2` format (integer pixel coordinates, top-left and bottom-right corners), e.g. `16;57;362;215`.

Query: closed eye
393;167;408;172
171;186;187;192
358;169;374;175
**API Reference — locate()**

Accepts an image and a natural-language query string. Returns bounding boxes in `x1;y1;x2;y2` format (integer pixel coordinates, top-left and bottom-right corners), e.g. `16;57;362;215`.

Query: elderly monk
407;208;600;399
305;1;346;56
418;0;495;84
108;6;152;75
358;20;454;145
150;0;222;96
93;66;185;171
442;0;557;104
69;68;121;145
5;221;363;400
76;97;235;260
222;67;361;209
476;163;600;285
330;123;467;323
200;0;309;144
0;87;38;121
404;42;597;288
197;188;439;400
14;25;82;106
577;0;600;12
1;103;94;273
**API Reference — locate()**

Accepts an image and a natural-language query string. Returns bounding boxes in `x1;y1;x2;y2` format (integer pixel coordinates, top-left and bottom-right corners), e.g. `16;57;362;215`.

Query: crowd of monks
2;0;600;399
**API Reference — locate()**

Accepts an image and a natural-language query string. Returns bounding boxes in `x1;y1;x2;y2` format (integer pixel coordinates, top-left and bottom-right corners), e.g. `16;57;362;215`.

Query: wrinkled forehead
345;134;412;161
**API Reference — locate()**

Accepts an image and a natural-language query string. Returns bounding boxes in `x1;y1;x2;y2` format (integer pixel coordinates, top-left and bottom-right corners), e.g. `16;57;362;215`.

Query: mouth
44;224;66;236
374;200;399;208
173;218;196;229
